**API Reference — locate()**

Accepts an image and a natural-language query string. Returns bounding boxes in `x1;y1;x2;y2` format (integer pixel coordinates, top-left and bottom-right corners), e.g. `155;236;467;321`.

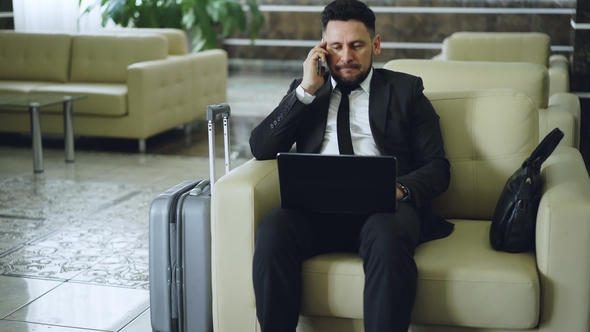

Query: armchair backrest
441;32;550;67
383;59;549;109
425;89;538;220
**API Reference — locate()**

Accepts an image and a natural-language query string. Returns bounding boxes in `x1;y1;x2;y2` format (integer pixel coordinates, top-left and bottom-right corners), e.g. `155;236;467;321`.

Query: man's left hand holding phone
299;40;329;98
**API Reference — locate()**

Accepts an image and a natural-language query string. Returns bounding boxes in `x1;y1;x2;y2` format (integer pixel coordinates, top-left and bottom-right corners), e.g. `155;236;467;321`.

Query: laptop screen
277;153;398;214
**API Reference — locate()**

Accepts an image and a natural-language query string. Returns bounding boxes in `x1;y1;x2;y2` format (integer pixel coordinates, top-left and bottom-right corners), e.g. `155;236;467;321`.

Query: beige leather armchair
433;32;569;97
383;59;580;149
211;89;590;332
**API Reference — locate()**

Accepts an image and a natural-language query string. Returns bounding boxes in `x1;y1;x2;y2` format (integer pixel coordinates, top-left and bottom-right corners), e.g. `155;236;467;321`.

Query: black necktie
336;84;359;155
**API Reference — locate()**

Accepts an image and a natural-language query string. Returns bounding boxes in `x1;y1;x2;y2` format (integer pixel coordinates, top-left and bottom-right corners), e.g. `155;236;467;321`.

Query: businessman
249;0;453;331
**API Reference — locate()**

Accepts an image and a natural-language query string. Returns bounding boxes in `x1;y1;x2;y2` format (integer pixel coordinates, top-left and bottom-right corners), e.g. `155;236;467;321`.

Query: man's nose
340;46;354;63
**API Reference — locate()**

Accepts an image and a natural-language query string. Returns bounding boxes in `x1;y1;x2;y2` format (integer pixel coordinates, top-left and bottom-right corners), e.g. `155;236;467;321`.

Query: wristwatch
397;182;409;200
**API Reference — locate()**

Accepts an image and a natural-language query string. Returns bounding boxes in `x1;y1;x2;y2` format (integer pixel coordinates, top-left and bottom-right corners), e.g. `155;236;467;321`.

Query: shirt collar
330;67;373;95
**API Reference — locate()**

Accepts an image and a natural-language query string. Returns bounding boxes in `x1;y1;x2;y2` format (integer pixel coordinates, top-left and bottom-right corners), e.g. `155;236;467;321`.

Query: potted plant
80;0;264;52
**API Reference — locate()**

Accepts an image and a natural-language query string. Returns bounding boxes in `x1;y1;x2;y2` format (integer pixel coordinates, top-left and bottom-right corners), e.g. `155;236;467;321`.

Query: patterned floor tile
0;224;147;281
0;177;143;219
0;217;55;256
71;240;149;290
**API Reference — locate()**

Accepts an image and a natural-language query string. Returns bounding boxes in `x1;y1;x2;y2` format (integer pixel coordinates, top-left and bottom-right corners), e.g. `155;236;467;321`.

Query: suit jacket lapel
369;69;390;154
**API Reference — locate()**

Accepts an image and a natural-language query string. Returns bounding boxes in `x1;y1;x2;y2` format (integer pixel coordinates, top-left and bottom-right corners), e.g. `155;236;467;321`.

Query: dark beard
332;62;372;89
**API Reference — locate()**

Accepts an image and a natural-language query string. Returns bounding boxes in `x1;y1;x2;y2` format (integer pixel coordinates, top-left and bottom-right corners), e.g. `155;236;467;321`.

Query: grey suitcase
149;104;231;332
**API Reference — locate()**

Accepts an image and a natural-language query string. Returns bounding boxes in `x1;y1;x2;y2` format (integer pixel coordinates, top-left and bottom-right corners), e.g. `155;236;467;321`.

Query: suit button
273;120;278;126
270;124;275;129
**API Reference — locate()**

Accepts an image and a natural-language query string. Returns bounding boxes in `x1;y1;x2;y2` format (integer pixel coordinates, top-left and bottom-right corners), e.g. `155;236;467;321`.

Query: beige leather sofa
0;30;227;152
211;89;590;332
434;32;569;97
383;59;580;149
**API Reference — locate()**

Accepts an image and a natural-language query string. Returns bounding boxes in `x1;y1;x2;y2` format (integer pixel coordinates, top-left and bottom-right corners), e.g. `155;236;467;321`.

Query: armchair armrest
431;53;444;60
536;146;590;331
212;158;279;332
548;54;569;96
127;56;192;133
545;92;581;148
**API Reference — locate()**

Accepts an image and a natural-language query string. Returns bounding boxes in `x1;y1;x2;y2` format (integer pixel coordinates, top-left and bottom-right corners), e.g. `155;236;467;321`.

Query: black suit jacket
250;68;453;242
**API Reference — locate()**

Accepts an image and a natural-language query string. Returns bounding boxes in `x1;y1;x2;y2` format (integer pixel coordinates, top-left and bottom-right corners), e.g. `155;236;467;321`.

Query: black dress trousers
252;202;422;332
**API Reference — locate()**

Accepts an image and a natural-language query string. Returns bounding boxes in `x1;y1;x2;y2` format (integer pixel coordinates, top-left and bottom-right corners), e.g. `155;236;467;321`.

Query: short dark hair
321;0;376;37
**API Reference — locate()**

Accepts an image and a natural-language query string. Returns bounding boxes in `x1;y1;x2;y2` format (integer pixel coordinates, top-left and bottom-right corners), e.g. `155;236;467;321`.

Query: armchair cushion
383;59;548;109
441;32;550;67
426;89;538;219
436;32;569;97
383;59;580;148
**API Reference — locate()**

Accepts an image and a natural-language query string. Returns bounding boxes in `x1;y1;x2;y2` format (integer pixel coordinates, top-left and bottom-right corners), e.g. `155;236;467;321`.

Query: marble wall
0;0;13;30
225;0;575;62
572;0;589;91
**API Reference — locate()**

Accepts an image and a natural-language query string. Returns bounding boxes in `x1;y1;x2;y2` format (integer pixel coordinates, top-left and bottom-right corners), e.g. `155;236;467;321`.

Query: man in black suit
249;0;453;331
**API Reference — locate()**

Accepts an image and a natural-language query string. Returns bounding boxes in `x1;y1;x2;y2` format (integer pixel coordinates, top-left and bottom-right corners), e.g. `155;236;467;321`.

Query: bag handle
523;128;564;168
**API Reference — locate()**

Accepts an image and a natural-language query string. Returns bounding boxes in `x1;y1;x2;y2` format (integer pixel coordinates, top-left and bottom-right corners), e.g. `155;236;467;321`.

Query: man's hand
301;41;329;96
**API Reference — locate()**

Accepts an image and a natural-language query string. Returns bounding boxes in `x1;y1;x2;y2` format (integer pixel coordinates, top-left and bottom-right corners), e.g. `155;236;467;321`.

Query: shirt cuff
295;84;316;105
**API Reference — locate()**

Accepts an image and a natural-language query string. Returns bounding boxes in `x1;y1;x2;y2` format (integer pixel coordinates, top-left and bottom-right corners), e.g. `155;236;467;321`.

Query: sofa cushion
33;83;127;117
383;59;549;109
0;81;55;94
300;220;540;329
70;34;168;84
0;31;71;83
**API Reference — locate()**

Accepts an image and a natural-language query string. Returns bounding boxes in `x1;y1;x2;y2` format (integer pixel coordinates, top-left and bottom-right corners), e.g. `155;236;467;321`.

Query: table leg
29;103;43;173
63;96;75;163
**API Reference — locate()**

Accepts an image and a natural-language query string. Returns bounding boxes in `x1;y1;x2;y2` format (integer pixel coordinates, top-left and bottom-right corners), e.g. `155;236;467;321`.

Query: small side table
0;94;87;173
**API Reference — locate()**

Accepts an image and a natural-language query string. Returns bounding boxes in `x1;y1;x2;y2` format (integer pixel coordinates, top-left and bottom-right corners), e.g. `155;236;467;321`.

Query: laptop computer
276;153;398;214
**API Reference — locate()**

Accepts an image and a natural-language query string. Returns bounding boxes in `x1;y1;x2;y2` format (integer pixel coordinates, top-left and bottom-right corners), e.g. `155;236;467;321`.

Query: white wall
12;0;114;32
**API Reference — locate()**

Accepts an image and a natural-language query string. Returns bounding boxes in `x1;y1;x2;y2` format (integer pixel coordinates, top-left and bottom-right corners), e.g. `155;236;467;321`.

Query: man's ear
373;35;381;56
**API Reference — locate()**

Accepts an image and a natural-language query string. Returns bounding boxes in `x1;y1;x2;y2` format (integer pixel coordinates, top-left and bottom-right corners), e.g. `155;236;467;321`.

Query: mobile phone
316;58;324;76
316;39;326;76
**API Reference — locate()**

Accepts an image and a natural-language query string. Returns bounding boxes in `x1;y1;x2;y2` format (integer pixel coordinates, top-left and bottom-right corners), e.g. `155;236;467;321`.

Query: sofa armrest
545;92;581;148
536;146;590;331
127;56;193;134
548;54;569;96
212;158;279;332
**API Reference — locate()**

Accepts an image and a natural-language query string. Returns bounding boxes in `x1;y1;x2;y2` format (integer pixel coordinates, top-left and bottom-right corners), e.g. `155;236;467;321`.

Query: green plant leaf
227;1;246;33
105;0;128;25
246;0;265;41
90;0;265;51
163;1;184;29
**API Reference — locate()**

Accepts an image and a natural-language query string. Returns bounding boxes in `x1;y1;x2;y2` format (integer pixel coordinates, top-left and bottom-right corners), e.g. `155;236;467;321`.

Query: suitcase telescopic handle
207;103;231;122
207;103;231;196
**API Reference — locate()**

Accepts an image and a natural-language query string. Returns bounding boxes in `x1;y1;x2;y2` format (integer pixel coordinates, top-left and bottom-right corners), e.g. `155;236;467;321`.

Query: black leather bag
490;128;564;253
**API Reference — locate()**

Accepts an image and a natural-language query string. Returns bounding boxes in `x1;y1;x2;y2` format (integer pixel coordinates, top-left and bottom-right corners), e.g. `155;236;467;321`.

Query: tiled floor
0;72;293;332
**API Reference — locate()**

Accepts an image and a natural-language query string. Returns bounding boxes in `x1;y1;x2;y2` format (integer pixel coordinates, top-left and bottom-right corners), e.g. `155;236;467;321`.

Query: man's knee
359;205;421;255
255;208;311;262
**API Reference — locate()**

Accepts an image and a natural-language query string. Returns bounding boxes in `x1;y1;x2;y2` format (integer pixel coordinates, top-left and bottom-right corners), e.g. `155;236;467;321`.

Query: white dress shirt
295;68;379;156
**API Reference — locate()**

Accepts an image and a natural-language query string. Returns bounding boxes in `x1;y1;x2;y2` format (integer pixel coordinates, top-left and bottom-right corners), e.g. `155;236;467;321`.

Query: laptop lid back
277;153;398;214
